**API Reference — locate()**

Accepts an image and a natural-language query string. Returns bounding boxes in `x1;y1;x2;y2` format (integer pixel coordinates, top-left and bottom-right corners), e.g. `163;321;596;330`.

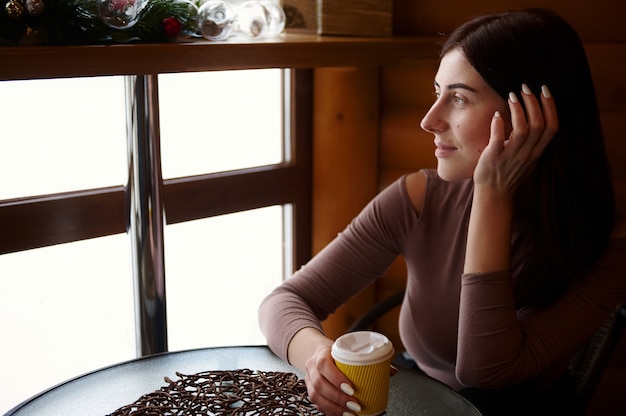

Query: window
158;70;287;352
0;77;127;200
0;235;135;411
0;69;312;414
164;206;284;351
159;70;284;178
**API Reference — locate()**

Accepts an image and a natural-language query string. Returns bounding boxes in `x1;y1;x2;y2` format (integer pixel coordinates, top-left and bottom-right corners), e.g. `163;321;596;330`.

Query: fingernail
343;412;355;416
340;382;355;396
347;401;362;412
494;111;501;118
508;92;519;103
521;83;532;95
541;85;551;99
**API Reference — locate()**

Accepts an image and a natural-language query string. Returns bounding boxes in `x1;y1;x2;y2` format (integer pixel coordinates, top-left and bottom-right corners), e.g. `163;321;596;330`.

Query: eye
453;94;467;105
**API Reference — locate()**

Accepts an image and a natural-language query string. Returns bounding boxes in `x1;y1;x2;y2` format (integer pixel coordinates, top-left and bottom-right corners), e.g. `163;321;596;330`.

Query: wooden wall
313;0;626;350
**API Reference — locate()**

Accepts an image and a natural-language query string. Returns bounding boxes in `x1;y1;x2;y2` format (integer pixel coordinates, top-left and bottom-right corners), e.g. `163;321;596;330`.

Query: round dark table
5;346;482;415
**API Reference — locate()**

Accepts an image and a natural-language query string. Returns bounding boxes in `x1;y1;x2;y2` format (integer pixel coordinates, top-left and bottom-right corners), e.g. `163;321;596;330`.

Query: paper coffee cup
331;331;395;416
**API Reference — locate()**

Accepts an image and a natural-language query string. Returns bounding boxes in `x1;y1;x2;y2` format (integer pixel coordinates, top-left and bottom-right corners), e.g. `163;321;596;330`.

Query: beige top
259;170;626;390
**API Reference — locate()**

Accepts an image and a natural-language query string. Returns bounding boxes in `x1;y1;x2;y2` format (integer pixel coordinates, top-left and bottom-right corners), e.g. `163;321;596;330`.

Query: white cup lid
331;331;394;365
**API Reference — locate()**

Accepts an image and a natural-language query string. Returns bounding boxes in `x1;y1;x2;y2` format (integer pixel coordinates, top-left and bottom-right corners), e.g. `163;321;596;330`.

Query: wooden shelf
0;34;440;80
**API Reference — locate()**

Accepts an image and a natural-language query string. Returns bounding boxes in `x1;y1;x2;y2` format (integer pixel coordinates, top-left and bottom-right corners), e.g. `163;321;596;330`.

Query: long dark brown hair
442;8;616;309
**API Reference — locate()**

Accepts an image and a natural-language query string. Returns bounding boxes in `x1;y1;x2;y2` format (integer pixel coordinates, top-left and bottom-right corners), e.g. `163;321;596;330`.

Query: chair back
568;303;626;404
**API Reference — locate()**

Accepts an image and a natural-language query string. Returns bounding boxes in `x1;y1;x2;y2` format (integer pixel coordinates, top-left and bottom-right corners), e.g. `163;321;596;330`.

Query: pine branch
1;0;200;45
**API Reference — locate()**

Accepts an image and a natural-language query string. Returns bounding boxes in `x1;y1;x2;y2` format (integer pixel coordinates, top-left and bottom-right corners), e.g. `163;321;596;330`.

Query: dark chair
568;303;626;405
348;289;626;409
348;290;406;334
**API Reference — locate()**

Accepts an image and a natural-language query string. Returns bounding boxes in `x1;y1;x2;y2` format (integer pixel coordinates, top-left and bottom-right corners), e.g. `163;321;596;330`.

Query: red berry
162;17;182;38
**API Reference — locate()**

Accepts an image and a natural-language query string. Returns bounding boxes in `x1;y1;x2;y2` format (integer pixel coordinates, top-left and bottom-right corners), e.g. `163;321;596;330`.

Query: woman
259;8;626;416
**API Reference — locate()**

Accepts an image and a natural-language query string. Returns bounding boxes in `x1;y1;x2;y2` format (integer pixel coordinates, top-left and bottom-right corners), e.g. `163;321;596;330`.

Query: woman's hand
304;345;361;416
287;328;360;415
464;84;558;274
473;83;559;197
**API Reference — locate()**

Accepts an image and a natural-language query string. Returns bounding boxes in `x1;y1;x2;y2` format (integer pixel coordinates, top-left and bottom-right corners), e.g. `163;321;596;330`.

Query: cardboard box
283;0;392;37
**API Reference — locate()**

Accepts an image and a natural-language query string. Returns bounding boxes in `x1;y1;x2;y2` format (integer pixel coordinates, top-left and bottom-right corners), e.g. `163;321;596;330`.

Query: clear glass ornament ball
98;0;144;30
197;0;236;41
261;1;285;37
236;1;269;39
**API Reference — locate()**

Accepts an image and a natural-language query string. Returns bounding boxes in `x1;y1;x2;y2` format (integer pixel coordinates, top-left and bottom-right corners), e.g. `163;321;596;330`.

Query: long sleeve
259;177;419;363
396;170;626;391
260;169;626;391
456;236;626;388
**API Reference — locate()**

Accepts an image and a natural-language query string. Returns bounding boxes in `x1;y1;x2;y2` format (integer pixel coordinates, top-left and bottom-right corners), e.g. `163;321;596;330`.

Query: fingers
520;83;545;138
490;110;506;142
507;83;558;160
537;85;559;155
481;110;506;161
475;83;558;190
507;90;528;149
305;347;360;416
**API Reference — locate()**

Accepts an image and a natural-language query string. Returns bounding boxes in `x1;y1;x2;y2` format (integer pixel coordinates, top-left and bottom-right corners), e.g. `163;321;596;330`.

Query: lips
434;141;457;158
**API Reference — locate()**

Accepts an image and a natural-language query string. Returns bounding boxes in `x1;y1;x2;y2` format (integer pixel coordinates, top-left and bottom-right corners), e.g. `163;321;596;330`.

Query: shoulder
404;169;474;216
405;170;428;216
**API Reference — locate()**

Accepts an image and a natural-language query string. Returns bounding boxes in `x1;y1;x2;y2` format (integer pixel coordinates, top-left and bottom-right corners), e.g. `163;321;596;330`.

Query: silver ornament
5;0;25;19
25;0;44;15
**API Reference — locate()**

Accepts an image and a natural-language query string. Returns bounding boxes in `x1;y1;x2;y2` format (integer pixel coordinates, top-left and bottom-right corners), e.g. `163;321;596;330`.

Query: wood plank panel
393;0;626;42
381;62;438;107
379;106;437;171
312;67;380;252
312;67;380;338
318;0;393;36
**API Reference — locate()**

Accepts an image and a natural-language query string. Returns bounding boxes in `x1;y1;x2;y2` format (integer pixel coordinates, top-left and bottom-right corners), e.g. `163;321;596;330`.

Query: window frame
0;69;312;266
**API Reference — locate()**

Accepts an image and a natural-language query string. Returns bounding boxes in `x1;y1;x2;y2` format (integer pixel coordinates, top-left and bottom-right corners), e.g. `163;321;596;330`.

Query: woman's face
421;48;510;181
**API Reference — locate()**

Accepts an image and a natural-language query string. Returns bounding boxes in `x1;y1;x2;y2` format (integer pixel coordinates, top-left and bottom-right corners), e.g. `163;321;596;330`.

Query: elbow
456;372;504;390
455;364;524;390
456;367;492;389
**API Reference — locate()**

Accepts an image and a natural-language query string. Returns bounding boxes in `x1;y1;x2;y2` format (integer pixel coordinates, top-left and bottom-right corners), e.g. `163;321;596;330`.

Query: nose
420;102;446;133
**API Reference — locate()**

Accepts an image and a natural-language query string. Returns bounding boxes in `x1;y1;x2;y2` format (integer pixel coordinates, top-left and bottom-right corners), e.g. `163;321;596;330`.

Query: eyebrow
434;81;477;92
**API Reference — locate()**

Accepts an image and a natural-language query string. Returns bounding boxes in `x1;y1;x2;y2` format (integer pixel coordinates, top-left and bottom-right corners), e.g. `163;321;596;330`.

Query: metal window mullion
125;74;168;357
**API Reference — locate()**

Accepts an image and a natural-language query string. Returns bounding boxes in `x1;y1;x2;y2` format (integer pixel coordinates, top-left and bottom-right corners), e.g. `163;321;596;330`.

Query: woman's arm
457;236;626;388
259;175;421;415
457;86;559;387
464;86;557;275
457;85;626;387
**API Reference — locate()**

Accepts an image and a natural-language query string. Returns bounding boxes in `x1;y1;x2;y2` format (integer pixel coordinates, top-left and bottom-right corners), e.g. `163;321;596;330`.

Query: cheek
455;118;491;153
